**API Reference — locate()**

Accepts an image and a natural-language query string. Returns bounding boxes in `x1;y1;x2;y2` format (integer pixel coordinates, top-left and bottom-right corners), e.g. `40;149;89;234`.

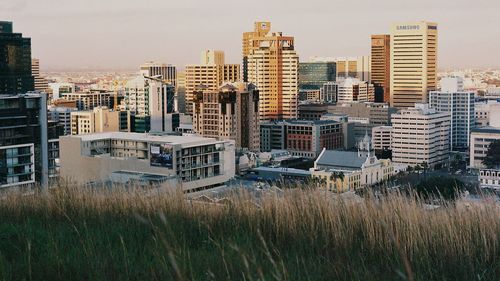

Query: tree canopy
483;140;500;169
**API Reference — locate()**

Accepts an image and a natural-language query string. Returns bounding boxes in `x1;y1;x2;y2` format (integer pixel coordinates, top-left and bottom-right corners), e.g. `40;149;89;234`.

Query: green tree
483;140;500;169
414;176;465;202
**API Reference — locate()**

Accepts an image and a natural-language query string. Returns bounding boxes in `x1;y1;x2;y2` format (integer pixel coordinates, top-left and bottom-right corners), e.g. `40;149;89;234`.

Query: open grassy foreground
0;186;498;281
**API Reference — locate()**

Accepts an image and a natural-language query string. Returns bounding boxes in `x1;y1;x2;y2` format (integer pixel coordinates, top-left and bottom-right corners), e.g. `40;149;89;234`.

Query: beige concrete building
31;58;48;92
185;50;240;115
470;127;500;169
59;132;235;192
70;107;128;135
192;82;260;151
372;126;392;152
60;90;113;111
391;104;450;169
335;78;375;103
370;35;391;103
244;22;299;121
390;22;438;108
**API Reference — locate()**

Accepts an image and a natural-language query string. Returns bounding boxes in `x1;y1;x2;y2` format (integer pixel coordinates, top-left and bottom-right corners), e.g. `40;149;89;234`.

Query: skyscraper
192;82;260;151
0;21;34;95
429;77;475;151
244;22;299;121
185;50;240;115
390;22;438;108
124;75;178;133
242;21;271;82
370;35;390;103
140;62;177;88
31;58;48;92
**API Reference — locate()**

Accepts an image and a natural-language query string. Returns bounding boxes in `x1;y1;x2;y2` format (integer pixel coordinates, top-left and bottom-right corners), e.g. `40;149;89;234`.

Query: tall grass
0;184;498;280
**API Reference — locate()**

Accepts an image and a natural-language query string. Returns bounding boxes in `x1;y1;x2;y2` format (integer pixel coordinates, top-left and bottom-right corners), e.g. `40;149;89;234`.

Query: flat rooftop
63;132;225;146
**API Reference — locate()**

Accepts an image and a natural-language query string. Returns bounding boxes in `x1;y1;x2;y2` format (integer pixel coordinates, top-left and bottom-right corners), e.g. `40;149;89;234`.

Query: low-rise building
310;134;394;192
260;119;343;158
59;132;235;192
70;107;129;135
479;169;500;190
470;127;500;169
48;106;78;135
60;90;114;111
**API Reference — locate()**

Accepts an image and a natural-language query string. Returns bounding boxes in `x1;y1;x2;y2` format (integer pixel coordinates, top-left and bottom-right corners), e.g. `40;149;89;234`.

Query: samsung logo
397;25;420;30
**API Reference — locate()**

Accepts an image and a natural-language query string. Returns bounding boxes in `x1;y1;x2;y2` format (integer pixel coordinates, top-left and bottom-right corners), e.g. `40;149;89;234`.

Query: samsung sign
397;25;420;30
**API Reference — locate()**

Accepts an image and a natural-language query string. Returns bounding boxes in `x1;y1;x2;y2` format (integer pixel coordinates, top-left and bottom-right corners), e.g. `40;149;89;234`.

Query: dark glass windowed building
299;62;336;90
0;21;34;95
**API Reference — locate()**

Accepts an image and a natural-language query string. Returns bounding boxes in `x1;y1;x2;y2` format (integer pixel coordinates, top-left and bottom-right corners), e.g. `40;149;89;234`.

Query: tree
414;176;465;202
483;140;500;169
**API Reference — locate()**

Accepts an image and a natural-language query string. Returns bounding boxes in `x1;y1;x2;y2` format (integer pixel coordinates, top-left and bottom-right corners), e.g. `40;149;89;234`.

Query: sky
1;0;499;71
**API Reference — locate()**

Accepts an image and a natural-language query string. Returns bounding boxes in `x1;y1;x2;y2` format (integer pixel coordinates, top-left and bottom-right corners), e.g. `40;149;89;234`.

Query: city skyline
1;0;499;70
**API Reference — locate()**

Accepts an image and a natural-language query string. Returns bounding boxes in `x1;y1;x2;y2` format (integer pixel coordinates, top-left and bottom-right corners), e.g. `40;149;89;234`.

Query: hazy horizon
2;0;499;71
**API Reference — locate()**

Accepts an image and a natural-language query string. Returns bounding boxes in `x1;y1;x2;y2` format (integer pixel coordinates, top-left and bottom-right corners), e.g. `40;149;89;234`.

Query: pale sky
1;0;499;71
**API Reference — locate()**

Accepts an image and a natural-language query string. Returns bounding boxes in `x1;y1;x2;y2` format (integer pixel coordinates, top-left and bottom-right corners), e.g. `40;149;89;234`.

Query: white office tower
428;77;475;151
391;104;450;169
334;78;374;103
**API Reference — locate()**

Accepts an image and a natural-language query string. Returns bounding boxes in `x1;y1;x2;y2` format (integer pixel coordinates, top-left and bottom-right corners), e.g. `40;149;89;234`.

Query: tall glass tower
0;21;34;95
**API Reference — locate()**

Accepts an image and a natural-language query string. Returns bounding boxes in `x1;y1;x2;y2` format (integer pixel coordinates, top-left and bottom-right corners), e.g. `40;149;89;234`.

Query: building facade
60;90;112;111
469;127;500;169
192;82;260;151
299;62;336;90
124;75;178;133
70;107;129;135
260;120;343;158
0;93;63;188
310;135;394;193
335;78;375;103
390;22;438;108
48;106;78;135
391;104;450;169
372;126;393;152
185;50;240;115
428;77;475;151
31;58;48;92
59;132;235;192
371;35;390;103
244;22;299;121
0;21;34;95
140;62;177;88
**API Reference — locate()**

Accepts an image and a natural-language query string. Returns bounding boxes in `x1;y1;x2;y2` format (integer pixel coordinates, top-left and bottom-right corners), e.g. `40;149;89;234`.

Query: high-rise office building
299;62;336;90
140;62;177;88
242;21;272;82
0;93;63;188
59;90;113;111
185;50;240;115
192;82;260;151
391;104;450;169
390;22;438;108
125;75;178;133
428;77;475;151
244;22;299;121
0;21;34;95
370;35;390;103
31;58;48;92
176;71;187;113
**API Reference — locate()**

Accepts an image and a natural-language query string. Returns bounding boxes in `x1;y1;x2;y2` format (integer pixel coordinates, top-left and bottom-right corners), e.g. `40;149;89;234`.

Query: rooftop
471;126;500;134
316;150;366;169
63;132;225;146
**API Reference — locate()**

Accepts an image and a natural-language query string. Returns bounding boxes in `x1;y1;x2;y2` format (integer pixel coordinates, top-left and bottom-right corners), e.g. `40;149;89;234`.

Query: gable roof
316;150;365;169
